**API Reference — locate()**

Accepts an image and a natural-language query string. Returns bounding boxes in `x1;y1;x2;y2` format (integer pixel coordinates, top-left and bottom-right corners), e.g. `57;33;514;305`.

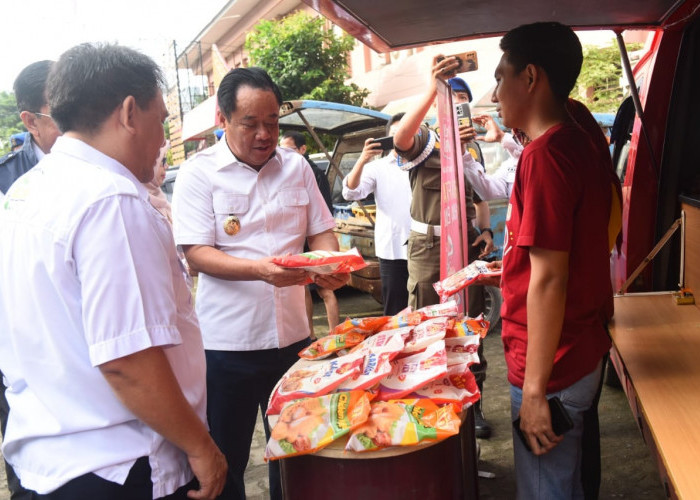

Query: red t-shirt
501;122;613;393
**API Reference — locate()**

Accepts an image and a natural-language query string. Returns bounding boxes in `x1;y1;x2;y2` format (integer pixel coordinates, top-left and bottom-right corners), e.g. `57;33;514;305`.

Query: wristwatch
480;227;493;239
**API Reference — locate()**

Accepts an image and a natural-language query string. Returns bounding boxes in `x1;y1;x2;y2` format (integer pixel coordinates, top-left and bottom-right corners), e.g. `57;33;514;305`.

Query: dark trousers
0;372;33;500
378;257;409;316
34;457;197;500
205;338;310;500
581;353;608;499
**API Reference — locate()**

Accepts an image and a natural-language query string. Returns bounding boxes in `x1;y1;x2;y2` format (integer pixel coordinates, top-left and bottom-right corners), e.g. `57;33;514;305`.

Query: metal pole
173;41;184;122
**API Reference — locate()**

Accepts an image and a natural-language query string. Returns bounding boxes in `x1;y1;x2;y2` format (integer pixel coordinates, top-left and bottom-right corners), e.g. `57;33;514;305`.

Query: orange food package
271;248;367;275
265;391;371;461
447;314;490;338
402;317;451;354
332;315;390;336
377;340;448;401
410;361;480;410
432;260;502;302
345;398;461;452
299;332;366;360
378;311;424;331
268;355;364;415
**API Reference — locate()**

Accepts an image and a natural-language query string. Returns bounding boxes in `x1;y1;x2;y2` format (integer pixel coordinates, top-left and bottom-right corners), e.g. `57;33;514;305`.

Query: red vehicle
303;1;700;497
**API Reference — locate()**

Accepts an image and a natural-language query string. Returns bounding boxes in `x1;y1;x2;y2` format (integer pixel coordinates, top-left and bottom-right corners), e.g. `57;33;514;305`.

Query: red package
338;331;406;391
268;355;364;415
444;335;481;366
272;248;367;276
332;316;390;336
379;311;424;331
377;340;448;401
349;327;411;355
416;300;460;318
410;361;480;410
432;260;502;302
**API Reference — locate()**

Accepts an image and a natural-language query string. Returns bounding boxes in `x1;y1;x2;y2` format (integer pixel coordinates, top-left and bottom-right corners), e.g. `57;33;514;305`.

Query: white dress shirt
341;154;412;260
172;140;336;351
0;136;206;497
463;133;523;200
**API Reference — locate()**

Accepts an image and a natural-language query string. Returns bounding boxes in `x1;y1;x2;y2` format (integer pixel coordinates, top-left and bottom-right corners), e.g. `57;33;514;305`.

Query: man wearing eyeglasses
0;60;61;195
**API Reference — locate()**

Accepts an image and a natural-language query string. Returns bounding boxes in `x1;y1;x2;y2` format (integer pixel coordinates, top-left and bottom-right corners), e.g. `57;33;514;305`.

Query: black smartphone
371;136;394;151
512;396;574;452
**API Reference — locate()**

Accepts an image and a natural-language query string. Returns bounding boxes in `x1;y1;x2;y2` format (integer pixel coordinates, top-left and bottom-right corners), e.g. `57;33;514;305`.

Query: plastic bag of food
268;356;364;415
349;327;411;356
402;317;451;354
299;332;366;360
332;316;390;336
378;311;424;331
410;361;480;410
266;391;371;460
444;335;481;365
272;248;367;276
338;332;406;391
345;398;461;452
416;300;460;318
432;260;501;302
377;340;448;401
447;314;490;338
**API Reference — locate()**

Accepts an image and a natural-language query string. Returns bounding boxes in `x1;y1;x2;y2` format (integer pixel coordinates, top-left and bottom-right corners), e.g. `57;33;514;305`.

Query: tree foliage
0;92;24;156
245;12;369;106
573;43;643;113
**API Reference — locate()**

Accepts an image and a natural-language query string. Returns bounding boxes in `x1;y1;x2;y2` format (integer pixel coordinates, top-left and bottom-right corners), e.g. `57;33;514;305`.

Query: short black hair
217;67;283;120
386;112;405;136
13;60;54;114
500;22;582;102
281;130;306;149
47;43;164;133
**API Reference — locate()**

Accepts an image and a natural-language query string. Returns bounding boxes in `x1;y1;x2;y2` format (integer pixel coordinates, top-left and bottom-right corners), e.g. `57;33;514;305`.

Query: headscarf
144;141;172;225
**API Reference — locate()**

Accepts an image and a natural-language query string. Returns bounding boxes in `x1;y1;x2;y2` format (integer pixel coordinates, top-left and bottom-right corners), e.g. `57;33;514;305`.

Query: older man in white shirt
0;44;226;500
342;114;412;315
172;67;348;500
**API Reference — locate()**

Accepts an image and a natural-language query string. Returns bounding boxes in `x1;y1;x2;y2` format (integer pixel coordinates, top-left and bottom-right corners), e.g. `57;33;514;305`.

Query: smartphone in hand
371;136;394;151
512;396;574;453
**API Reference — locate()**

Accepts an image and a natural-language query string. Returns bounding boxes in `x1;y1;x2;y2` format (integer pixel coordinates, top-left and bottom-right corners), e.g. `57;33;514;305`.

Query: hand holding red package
272;248;367;285
433;260;502;302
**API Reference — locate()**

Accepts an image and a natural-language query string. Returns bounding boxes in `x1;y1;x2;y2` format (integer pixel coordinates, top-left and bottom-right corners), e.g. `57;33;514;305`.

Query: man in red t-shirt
492;22;618;499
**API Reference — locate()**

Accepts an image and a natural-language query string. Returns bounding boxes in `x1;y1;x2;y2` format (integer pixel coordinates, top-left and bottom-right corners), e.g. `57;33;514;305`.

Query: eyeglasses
33;112;54;120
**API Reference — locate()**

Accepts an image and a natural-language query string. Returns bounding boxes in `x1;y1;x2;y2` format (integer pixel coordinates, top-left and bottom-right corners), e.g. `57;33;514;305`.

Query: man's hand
257;257;310;287
187;441;228;500
458;124;477;144
473;231;495;258
473;115;505;143
431;55;461;86
359;138;383;164
478;260;502;287
313;272;350;291
516;393;563;456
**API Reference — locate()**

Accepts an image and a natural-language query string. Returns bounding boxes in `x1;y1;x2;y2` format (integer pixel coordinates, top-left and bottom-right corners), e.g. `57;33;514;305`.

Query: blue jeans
510;360;603;500
205;338;310;500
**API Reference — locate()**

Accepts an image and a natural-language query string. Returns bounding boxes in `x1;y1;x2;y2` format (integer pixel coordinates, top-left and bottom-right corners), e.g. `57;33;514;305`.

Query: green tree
0;91;25;156
245;11;369;106
573;43;642;113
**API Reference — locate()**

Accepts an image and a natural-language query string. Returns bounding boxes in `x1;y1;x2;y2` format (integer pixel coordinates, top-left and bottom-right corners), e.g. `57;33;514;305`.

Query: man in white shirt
0;43;226;500
342;113;412;315
172;67;348;500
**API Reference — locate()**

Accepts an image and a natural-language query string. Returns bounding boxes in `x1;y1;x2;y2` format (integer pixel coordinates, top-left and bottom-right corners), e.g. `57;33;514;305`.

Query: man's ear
299;144;307;155
118;95;138;134
524;64;540;92
19;111;39;135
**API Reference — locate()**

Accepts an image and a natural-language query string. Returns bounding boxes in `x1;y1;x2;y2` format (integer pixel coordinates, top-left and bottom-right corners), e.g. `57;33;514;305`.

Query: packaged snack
268;356;364;415
299;332;366;360
444;335;481;366
332;316;390;336
377;340;448;401
345;398;461;452
416;300;460;318
411;361;480;410
272;248;367;276
447;314;490;338
432;260;501;302
378;311;424;331
266;391;371;460
402;317;451;354
349;327;412;355
338;333;406;391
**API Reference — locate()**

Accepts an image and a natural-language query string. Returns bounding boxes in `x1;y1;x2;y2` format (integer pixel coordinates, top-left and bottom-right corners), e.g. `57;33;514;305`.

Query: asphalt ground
0;286;666;499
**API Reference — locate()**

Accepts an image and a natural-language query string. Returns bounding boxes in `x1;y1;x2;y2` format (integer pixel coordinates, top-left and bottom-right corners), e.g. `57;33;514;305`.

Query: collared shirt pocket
276;187;309;234
213;193;249;245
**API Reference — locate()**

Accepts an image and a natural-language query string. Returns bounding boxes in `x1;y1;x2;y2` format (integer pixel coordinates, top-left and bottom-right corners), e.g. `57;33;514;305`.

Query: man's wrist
480;227;493;239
